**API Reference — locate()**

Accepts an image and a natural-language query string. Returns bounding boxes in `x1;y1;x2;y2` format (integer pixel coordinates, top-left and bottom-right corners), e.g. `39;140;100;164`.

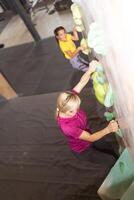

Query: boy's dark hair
54;26;66;37
54;26;66;44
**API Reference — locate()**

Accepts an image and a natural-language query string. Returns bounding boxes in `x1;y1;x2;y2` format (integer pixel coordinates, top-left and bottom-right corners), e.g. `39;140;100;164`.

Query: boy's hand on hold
78;46;85;51
107;120;119;133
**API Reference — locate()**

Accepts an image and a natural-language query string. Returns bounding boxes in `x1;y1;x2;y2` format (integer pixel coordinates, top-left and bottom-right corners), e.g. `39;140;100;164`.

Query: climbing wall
72;0;134;161
71;1;134;199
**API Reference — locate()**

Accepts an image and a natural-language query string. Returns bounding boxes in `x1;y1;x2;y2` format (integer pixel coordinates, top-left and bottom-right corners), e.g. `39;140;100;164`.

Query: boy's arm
71;27;79;41
73;60;97;93
65;46;83;58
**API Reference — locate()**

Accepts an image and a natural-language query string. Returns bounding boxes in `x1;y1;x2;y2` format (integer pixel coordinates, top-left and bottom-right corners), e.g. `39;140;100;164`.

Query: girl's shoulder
78;109;87;116
78;109;88;122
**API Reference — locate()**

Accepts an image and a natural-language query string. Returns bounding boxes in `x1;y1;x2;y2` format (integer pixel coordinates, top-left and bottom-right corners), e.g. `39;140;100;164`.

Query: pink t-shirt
57;109;92;152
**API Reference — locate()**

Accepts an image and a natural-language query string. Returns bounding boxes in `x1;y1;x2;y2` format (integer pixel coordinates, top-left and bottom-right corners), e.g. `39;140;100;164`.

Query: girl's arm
71;27;79;41
73;60;97;93
79;120;119;142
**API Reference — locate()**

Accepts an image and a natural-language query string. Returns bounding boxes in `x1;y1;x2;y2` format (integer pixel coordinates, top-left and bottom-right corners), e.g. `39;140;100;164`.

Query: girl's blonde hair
55;91;81;118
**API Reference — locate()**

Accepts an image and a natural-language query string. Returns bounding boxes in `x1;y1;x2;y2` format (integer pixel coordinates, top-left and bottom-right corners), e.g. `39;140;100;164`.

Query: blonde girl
56;60;119;160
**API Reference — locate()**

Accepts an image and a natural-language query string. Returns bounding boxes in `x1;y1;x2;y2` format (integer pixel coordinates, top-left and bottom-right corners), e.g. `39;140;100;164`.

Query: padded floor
0;37;83;95
0;38;118;200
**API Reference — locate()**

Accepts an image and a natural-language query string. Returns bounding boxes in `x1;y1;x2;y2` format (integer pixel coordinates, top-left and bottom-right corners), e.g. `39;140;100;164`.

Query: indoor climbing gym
0;0;134;200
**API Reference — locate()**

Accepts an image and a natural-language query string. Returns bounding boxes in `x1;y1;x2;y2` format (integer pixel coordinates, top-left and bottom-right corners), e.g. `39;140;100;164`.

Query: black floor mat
0;38;118;200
